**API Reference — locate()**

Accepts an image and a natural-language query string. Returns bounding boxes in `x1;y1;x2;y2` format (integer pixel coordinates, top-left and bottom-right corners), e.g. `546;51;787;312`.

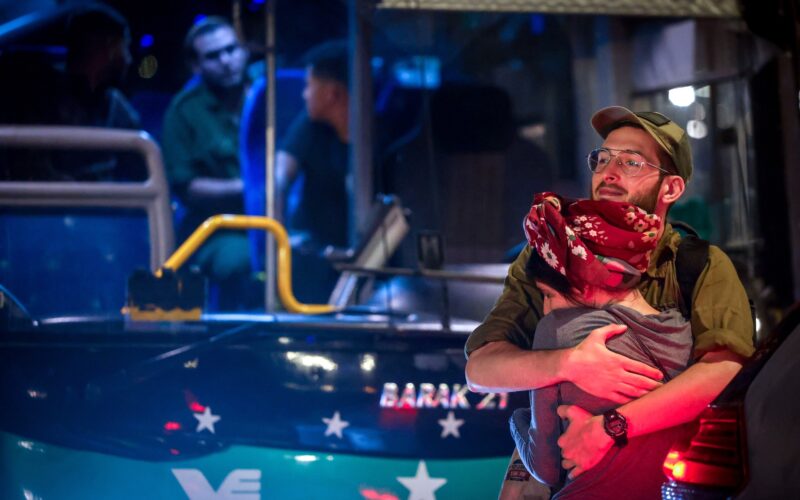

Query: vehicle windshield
0;1;794;335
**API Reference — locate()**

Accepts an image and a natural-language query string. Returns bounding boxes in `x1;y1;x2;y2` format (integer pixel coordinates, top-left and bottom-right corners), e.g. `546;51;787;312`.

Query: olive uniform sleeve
464;245;545;357
161;100;196;198
690;245;755;359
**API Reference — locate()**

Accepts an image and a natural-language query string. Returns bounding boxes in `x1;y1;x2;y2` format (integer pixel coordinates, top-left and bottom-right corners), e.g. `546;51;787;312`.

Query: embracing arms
557;246;754;477
465;245;663;402
466;325;664;403
557;348;744;477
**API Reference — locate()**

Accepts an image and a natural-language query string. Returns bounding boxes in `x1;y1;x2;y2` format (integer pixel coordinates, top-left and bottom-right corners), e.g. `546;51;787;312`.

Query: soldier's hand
565;323;662;403
557;405;612;479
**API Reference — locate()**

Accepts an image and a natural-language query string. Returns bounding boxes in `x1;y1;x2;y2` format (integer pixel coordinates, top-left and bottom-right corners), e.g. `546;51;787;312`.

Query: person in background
464;107;754;499
0;4;141;181
275;40;350;302
58;4;139;131
161;16;254;309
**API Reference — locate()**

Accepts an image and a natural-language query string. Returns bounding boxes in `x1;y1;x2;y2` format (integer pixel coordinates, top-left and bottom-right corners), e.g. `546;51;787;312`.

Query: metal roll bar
0;126;175;270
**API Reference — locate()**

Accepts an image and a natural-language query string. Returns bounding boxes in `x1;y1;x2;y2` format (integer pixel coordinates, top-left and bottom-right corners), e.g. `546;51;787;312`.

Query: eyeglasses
587;148;670;177
200;43;242;62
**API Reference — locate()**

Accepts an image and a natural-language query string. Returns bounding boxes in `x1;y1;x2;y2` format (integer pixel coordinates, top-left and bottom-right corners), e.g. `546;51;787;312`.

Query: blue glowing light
139;34;154;49
530;14;545;35
193;14;208;26
247;0;266;11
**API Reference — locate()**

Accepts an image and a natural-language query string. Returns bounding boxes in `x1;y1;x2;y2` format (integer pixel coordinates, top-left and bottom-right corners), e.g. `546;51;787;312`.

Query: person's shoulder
286;111;312;132
545;307;610;330
536;307;613;348
282;112;334;148
163;85;206;128
706;243;728;257
166;80;208;111
608;304;688;330
706;244;738;270
656;307;691;326
288;112;334;136
106;88;141;126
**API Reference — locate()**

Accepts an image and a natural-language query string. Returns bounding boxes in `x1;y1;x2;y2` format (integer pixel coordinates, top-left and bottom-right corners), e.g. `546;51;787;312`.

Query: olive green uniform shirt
162;80;244;237
465;225;755;360
162;80;242;192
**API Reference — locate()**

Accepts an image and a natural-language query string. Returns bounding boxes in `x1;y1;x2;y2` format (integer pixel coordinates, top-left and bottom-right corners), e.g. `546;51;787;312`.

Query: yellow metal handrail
159;215;337;314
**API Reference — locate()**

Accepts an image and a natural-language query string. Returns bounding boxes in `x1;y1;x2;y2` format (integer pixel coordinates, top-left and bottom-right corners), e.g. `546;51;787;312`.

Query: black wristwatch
602;409;628;447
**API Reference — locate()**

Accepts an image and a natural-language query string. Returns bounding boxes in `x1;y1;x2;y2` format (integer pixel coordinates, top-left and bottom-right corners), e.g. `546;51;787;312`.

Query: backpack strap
674;228;757;344
675;234;710;320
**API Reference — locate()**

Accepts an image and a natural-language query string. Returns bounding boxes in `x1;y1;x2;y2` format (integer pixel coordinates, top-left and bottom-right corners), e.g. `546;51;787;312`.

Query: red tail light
662;406;745;489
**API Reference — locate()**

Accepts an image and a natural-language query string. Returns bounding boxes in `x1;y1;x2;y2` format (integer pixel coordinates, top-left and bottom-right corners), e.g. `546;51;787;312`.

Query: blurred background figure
58;4;139;130
276;40;351;302
277;40;350;250
161;16;256;310
0;3;142;181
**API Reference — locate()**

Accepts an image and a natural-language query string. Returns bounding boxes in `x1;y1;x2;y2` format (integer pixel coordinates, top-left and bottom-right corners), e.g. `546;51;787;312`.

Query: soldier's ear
661;175;685;204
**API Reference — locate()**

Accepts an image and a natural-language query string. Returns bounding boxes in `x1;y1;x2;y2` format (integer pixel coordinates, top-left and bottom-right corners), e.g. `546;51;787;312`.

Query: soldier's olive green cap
591;106;693;182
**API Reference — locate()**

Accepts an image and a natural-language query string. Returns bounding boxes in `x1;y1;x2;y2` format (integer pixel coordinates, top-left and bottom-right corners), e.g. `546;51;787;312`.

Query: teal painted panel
0;431;507;499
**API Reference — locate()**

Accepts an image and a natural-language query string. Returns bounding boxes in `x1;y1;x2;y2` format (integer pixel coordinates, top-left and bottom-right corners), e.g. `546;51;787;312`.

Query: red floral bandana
523;192;662;290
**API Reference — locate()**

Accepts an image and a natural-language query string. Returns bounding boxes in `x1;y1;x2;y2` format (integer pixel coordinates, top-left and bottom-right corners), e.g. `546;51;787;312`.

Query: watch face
603;410;627;438
607;418;625;435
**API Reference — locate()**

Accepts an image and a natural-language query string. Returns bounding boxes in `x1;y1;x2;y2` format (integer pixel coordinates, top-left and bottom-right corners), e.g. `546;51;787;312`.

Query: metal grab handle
159;214;337;315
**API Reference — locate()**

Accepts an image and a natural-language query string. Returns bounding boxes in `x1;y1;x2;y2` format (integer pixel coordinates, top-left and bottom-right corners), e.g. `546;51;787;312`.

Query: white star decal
397;460;447;500
322;411;350;439
437;411;464;439
193;406;221;434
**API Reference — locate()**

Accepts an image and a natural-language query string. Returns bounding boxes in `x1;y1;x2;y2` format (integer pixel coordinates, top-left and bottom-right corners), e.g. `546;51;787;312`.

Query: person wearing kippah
162;17;253;310
464;107;754;499
510;193;693;498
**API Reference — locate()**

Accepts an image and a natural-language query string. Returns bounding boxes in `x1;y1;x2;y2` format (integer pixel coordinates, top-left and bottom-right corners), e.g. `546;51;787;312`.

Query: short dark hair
183;16;233;61
66;5;129;60
525;247;574;297
303;40;349;86
526;246;641;304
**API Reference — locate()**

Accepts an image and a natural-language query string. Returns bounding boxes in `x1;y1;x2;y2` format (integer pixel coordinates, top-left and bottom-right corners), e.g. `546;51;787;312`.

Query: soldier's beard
593;180;662;214
629;182;661;214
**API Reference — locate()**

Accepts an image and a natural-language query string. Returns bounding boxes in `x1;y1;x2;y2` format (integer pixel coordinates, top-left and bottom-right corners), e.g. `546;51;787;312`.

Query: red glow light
672;461;687;480
663;450;680;470
189;402;205;413
359;487;399;500
170;448;180;456
164;421;182;431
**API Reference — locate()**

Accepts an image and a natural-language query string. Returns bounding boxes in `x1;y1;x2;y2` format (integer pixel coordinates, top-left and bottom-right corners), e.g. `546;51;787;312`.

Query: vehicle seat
239;70;306;271
381;82;553;266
